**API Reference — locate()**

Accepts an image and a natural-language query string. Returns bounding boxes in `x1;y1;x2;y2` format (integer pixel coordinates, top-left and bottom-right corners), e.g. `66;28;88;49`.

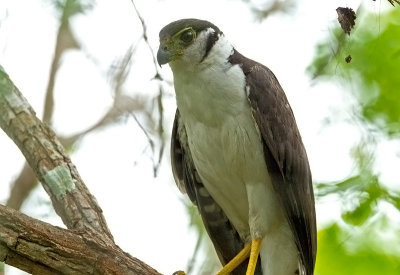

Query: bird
157;18;317;275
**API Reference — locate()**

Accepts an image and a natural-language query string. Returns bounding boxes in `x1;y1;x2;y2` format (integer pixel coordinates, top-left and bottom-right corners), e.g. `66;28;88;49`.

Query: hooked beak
157;46;172;66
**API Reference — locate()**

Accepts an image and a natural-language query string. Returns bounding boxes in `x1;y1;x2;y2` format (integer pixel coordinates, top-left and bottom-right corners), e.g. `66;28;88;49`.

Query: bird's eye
180;30;194;43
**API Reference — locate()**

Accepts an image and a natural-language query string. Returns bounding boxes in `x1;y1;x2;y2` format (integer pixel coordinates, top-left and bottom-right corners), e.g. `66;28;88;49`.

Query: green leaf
315;223;400;275
342;195;375;226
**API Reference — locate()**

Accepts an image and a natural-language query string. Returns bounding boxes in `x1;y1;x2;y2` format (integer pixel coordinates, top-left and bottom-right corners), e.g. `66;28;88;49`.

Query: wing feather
229;50;317;274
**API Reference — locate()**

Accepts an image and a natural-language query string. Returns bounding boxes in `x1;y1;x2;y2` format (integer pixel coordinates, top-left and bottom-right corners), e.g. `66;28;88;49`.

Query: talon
172;271;186;275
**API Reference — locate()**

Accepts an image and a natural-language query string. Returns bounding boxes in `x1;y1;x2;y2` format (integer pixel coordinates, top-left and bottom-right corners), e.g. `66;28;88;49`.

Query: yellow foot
216;243;251;275
246;238;262;275
172;271;186;275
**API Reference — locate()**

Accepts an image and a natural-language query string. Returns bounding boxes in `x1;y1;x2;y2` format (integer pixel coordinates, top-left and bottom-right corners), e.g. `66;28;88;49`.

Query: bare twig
43;8;79;125
59;93;146;147
131;1;163;79
131;0;166;176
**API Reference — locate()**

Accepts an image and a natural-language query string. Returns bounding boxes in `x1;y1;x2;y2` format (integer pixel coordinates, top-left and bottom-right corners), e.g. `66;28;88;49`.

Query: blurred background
0;0;399;274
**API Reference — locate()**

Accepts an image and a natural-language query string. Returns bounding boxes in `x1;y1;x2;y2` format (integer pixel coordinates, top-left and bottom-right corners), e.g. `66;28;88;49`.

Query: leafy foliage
315;222;400;275
316;141;400;226
309;6;400;275
310;6;400;221
308;7;400;137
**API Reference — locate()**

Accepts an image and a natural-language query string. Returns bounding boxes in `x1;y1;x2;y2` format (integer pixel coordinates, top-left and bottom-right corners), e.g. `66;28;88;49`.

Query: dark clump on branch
336;7;356;35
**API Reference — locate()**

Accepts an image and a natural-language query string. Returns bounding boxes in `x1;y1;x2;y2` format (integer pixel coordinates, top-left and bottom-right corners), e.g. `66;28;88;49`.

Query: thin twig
131;0;166;176
131;0;163;79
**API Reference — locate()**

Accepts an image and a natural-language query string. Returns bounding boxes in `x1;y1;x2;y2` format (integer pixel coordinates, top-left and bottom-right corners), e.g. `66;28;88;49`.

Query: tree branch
0;204;159;275
0;67;161;274
0;69;111;237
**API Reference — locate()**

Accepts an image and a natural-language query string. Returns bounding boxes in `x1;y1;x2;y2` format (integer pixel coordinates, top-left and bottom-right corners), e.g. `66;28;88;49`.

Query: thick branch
0;205;160;275
0;69;111;238
0;68;162;274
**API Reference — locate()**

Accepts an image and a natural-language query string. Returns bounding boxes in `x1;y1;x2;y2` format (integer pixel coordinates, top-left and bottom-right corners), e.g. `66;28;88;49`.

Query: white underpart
170;28;298;274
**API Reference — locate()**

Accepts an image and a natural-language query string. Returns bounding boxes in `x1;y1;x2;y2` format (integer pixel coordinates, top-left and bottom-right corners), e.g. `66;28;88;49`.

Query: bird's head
157;19;222;67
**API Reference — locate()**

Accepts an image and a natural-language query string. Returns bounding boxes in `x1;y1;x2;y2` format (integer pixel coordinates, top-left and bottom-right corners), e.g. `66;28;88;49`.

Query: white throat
169;32;246;125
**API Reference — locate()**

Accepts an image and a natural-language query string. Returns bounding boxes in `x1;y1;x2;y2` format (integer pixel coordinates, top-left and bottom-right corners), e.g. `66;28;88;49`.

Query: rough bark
0;205;158;275
0;68;161;274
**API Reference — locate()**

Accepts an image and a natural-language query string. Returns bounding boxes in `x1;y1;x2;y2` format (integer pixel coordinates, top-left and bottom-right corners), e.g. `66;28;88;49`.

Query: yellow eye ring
178;28;196;43
180;30;194;43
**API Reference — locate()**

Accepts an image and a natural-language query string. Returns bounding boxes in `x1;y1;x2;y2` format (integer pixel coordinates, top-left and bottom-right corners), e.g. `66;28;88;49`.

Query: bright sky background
2;0;399;274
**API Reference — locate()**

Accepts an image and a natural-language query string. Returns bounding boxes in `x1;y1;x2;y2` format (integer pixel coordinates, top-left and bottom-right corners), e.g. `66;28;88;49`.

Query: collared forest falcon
157;19;317;275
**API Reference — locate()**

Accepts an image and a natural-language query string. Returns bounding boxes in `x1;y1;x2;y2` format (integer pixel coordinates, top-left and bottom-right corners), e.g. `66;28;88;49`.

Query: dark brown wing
171;110;261;275
229;50;317;274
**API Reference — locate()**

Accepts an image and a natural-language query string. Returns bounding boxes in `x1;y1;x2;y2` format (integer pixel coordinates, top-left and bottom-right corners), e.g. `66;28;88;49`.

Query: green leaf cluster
308;5;400;274
316;141;400;226
308;7;400;136
315;222;400;275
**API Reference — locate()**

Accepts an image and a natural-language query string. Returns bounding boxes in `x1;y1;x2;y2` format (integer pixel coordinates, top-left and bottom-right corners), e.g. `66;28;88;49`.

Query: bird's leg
246;238;262;275
216;243;251;275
